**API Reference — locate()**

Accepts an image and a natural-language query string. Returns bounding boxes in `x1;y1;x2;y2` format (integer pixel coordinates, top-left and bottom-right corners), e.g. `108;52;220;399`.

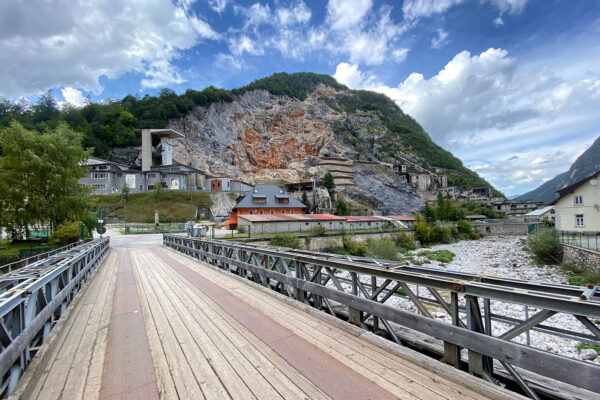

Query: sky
1;0;600;197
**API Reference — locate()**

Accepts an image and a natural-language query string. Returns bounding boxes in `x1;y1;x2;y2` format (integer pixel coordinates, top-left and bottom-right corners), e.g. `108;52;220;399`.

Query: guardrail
164;234;600;398
0;240;91;275
0;237;110;396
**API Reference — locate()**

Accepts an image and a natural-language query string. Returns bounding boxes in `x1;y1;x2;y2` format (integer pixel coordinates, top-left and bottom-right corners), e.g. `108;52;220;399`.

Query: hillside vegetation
1;72;495;192
90;191;211;223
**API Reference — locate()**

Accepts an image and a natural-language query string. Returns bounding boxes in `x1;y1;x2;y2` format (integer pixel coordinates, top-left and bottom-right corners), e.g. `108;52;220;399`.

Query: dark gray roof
234;185;306;209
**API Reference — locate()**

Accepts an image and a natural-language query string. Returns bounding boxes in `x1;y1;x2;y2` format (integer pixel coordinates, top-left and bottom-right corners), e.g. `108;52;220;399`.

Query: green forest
0;71;496;192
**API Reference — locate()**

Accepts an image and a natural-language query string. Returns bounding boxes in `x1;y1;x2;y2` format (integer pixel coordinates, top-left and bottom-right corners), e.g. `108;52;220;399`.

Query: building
236;214;396;234
441;186;461;199
524;206;555;224
206;176;254;192
223;185;307;229
386;215;417;228
554;171;600;232
493;200;546;217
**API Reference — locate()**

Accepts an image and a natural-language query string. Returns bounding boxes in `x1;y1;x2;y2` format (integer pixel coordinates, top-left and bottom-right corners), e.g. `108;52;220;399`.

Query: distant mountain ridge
515;136;600;203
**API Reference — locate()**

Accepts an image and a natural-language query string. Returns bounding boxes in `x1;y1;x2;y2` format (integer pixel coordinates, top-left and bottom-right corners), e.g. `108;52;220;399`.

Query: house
223;185;306;229
235;214;395;234
206;176;254;192
79;158;206;194
79;129;208;194
554;171;600;232
524;206;555;224
441;186;461;199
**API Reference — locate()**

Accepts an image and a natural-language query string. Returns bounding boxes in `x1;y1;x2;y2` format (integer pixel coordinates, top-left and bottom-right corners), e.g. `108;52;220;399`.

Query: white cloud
332;47;600;195
60;87;86;107
214;53;242;70
494;17;504;26
141;59;186;89
431;28;449;49
277;1;312;26
208;0;228;13
391;48;410;63
229;35;263;56
487;0;529;15
326;0;373;30
402;0;463;20
0;0;219;97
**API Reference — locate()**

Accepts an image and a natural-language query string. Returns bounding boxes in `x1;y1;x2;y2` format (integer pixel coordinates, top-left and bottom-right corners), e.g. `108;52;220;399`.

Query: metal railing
0;237;110;396
164;234;600;398
560;230;600;252
125;223;186;234
0;240;91;275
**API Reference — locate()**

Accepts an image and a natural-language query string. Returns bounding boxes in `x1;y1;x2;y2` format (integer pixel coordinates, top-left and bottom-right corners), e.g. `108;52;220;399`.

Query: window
147;173;156;179
574;195;583;205
259;210;264;215
91;172;107;179
270;210;274;214
277;198;289;204
253;198;266;204
575;214;584;227
249;211;253;215
93;184;106;190
117;172;122;177
148;185;154;190
139;185;143;190
281;210;285;214
290;210;294;214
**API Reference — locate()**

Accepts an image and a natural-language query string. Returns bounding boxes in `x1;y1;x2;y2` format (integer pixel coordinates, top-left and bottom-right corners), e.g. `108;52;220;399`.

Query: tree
423;201;436;223
323;172;335;191
336;193;349;216
301;191;311;209
0;121;92;232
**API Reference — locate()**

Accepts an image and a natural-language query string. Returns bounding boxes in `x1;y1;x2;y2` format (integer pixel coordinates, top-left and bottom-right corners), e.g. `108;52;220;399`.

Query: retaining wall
474;223;529;236
562;244;600;275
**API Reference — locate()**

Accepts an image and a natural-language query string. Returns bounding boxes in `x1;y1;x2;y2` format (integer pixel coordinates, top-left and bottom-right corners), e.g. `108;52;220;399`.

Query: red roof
345;216;388;222
386;215;416;221
238;214;315;222
306;214;346;221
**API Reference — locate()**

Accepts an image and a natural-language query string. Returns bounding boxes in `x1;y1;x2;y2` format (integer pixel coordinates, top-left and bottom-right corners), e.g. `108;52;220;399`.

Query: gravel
328;236;598;363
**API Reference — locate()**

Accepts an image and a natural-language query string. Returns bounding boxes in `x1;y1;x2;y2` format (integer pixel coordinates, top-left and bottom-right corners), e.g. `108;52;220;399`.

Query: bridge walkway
10;244;521;400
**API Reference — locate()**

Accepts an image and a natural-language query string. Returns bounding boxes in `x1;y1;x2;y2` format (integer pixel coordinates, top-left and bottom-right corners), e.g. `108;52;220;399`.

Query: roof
524;206;554;216
148;128;184;138
386;215;416;221
554;170;600;202
234;185;306;209
239;214;315;222
307;214;346;221
83;157;129;169
466;215;487;219
345;216;388;222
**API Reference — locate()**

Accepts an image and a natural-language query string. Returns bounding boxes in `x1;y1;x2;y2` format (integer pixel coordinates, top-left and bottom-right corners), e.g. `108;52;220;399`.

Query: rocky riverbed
331;236;599;363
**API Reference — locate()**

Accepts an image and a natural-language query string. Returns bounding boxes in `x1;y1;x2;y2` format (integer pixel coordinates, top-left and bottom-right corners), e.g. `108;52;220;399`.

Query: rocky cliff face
167;86;424;215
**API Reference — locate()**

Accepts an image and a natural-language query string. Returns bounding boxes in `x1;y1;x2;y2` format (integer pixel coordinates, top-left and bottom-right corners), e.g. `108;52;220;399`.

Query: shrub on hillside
342;234;368;256
49;221;81;245
393;231;417;251
527;228;563;265
311;224;327;236
367;237;400;261
270;234;301;249
431;226;453;244
414;220;432;244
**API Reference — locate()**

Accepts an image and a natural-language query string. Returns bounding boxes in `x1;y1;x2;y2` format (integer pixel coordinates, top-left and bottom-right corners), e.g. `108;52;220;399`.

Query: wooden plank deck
10;244;524;400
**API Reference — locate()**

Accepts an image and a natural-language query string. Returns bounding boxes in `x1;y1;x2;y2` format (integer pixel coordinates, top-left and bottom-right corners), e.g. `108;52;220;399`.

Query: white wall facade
555;175;600;232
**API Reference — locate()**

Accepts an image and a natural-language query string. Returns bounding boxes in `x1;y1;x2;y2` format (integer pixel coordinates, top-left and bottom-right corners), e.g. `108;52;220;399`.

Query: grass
560;261;600;286
576;343;600;353
417;250;455;263
90;191;211;223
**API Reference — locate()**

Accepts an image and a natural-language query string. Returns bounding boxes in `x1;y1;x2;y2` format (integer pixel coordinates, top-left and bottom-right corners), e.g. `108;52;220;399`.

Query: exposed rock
580;348;598;361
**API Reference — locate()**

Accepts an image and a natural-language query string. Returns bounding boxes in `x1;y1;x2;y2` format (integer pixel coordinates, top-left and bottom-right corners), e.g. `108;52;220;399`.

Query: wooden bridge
0;235;598;399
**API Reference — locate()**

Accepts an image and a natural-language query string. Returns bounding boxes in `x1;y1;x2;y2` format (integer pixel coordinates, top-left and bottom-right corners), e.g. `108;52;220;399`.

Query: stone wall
474;223;530;236
250;231;396;252
562;245;600;275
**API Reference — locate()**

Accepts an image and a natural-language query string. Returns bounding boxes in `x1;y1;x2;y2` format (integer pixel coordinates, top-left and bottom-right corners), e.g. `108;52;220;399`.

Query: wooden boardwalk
10;244;523;400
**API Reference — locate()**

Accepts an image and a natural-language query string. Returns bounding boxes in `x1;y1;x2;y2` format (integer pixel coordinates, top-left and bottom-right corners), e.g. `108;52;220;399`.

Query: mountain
0;72;499;215
515;136;600;203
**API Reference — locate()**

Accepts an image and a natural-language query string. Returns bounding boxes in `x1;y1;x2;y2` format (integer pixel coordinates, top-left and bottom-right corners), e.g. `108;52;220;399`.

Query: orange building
222;185;306;229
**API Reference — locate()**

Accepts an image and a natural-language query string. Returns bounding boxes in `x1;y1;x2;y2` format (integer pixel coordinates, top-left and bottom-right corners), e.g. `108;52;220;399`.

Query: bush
270;234;301;249
419;250;455;263
393;231;417;251
414;220;432;244
367;237;400;261
457;220;473;235
342;234;368;256
237;225;245;233
82;212;97;238
49;221;81;245
311;224;327;236
431;226;453;244
527;228;563;265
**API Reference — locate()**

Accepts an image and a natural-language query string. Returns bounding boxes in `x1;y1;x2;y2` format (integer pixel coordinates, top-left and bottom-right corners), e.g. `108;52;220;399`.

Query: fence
0;237;110;395
559;231;600;252
125;223;186;234
164;235;600;397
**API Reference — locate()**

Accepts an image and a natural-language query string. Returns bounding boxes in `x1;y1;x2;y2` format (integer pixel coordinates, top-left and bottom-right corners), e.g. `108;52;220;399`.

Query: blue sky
1;0;600;197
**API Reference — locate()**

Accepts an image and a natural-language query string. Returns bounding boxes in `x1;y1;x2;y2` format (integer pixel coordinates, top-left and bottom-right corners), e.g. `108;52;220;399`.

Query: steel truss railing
0;238;110;396
164;234;600;398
